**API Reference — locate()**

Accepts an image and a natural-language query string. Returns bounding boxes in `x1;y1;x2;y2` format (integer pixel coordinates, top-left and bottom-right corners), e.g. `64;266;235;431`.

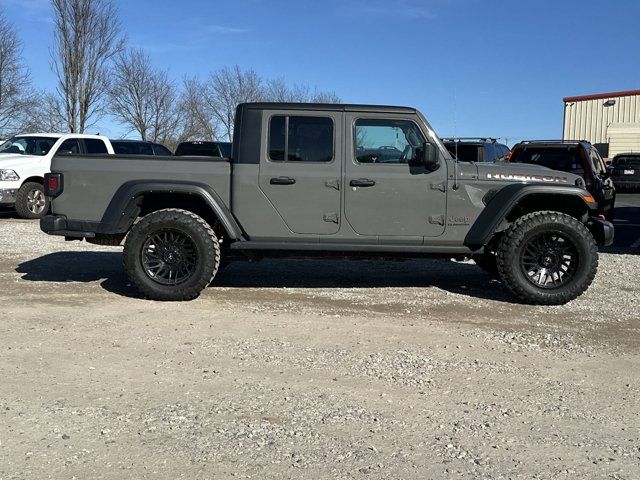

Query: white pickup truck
0;133;115;219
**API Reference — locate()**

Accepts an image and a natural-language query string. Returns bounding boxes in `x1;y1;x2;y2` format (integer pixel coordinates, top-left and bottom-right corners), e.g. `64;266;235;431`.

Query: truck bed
49;154;231;223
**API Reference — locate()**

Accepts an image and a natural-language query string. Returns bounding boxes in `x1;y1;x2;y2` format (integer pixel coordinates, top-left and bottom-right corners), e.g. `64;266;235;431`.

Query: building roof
563;89;640;103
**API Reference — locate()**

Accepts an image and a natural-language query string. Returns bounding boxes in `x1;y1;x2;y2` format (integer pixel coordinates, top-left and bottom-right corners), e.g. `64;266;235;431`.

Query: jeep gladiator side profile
41;103;614;304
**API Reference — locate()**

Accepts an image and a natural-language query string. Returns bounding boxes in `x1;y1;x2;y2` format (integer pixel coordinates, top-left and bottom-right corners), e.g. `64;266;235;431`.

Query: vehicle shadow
15;251;516;303
14;251;144;297
0;207;18;219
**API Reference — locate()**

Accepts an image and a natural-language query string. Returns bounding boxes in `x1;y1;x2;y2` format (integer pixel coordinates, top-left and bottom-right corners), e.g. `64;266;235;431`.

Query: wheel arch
97;181;244;241
20;176;45;187
464;183;595;251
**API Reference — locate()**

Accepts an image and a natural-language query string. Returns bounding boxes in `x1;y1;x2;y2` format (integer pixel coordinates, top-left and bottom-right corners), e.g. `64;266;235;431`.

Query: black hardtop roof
239;102;417;114
513;140;591;148
111;139;153;143
442;137;500;144
613;152;640;157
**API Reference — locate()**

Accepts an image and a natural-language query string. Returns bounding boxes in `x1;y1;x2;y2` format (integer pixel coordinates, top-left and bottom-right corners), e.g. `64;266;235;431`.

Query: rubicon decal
486;173;569;183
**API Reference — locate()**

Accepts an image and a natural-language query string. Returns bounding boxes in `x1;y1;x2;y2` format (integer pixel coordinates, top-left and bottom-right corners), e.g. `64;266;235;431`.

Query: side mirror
415;142;438;170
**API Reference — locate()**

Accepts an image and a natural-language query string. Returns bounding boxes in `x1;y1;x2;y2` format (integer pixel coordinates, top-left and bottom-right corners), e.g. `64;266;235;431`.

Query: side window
354;118;425;164
268;115;333;162
569;149;586;177
57;139;81;155
153;144;173;156
85;139;108;154
590;148;606;175
136;143;154;155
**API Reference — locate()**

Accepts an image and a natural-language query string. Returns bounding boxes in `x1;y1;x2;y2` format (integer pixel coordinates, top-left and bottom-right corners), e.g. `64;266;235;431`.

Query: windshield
444;143;480;162
0;136;59;156
111;141;154;155
175;142;220;156
509;147;586;176
613;156;640;168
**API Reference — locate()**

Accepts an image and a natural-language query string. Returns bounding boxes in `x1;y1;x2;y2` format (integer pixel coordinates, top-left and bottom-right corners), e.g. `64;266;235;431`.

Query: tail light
44;172;63;198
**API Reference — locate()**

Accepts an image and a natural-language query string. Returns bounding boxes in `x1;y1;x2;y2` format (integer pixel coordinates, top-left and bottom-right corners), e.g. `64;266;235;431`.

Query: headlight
0;169;20;181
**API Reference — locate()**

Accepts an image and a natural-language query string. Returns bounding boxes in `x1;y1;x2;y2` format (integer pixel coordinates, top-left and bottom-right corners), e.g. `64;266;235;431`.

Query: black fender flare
96;180;244;240
463;183;596;251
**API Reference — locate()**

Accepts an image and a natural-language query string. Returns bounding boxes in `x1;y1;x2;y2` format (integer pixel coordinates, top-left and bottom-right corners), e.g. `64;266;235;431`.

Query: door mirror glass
414;142;438;170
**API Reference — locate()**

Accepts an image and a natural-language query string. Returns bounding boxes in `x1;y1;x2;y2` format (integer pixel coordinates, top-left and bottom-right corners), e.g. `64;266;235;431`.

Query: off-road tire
15;182;49;219
123;209;220;301
496;211;598;305
474;253;499;277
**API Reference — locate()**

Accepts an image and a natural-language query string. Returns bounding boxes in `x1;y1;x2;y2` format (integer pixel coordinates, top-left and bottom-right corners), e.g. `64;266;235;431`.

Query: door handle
350;179;376;187
270;176;296;185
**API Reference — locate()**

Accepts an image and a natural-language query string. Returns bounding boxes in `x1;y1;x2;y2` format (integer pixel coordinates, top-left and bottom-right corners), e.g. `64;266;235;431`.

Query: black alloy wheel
141;229;198;285
520;231;579;289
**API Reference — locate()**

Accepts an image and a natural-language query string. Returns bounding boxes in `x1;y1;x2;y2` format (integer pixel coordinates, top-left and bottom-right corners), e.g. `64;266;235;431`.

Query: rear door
258;111;342;235
343;114;447;237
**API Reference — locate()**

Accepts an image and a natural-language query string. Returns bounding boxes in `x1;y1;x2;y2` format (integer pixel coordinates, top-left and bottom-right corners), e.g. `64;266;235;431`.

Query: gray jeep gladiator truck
41;103;613;304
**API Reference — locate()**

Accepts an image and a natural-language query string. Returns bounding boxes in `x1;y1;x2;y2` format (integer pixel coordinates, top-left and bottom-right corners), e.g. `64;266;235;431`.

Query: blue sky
2;0;639;142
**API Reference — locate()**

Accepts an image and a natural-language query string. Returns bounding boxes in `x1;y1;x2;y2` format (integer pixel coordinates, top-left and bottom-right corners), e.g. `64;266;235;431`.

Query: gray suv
41;103;613;304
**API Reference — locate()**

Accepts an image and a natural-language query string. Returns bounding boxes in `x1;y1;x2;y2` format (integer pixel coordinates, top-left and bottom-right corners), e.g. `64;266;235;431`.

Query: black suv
174;141;232;157
507;140;616;220
111;140;173;156
609;153;640;191
443;138;510;163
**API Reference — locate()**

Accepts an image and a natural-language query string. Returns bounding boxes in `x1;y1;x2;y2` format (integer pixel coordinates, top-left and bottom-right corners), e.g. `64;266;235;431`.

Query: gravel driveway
0;216;638;479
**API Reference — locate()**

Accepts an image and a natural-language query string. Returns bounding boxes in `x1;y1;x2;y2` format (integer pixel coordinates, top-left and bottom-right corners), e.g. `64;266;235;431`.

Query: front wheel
15;182;49;219
123;209;220;301
496;211;598;305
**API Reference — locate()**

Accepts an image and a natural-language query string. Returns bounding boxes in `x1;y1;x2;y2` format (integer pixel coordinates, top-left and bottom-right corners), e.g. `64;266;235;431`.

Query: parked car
174;141;232;157
42;102;613;305
608;153;640;191
505;140;616;221
442;138;510;163
110;140;173;156
0;133;115;219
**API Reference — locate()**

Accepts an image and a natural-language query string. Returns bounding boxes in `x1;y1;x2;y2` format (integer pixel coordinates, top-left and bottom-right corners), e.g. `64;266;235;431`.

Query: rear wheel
496;211;598;305
15;182;49;219
123;209;220;301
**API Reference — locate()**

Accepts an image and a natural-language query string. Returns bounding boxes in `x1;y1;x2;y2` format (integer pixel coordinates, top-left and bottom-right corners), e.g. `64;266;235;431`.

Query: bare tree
172;67;342;144
265;78;310;102
0;11;38;137
264;77;341;104
21;93;69;133
204;65;263;141
178;77;219;141
50;0;123;133
311;90;341;103
109;48;180;143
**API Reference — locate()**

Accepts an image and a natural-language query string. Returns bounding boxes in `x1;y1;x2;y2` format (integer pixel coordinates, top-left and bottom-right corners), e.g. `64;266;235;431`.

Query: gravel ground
0;216;639;479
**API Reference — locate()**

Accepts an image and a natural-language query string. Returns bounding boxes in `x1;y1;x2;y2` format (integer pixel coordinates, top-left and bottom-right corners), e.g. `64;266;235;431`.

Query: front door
259;112;342;235
344;114;447;237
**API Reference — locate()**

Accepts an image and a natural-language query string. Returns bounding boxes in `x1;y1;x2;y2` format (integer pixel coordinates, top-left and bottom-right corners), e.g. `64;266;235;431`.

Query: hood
0;154;44;170
477;162;582;186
